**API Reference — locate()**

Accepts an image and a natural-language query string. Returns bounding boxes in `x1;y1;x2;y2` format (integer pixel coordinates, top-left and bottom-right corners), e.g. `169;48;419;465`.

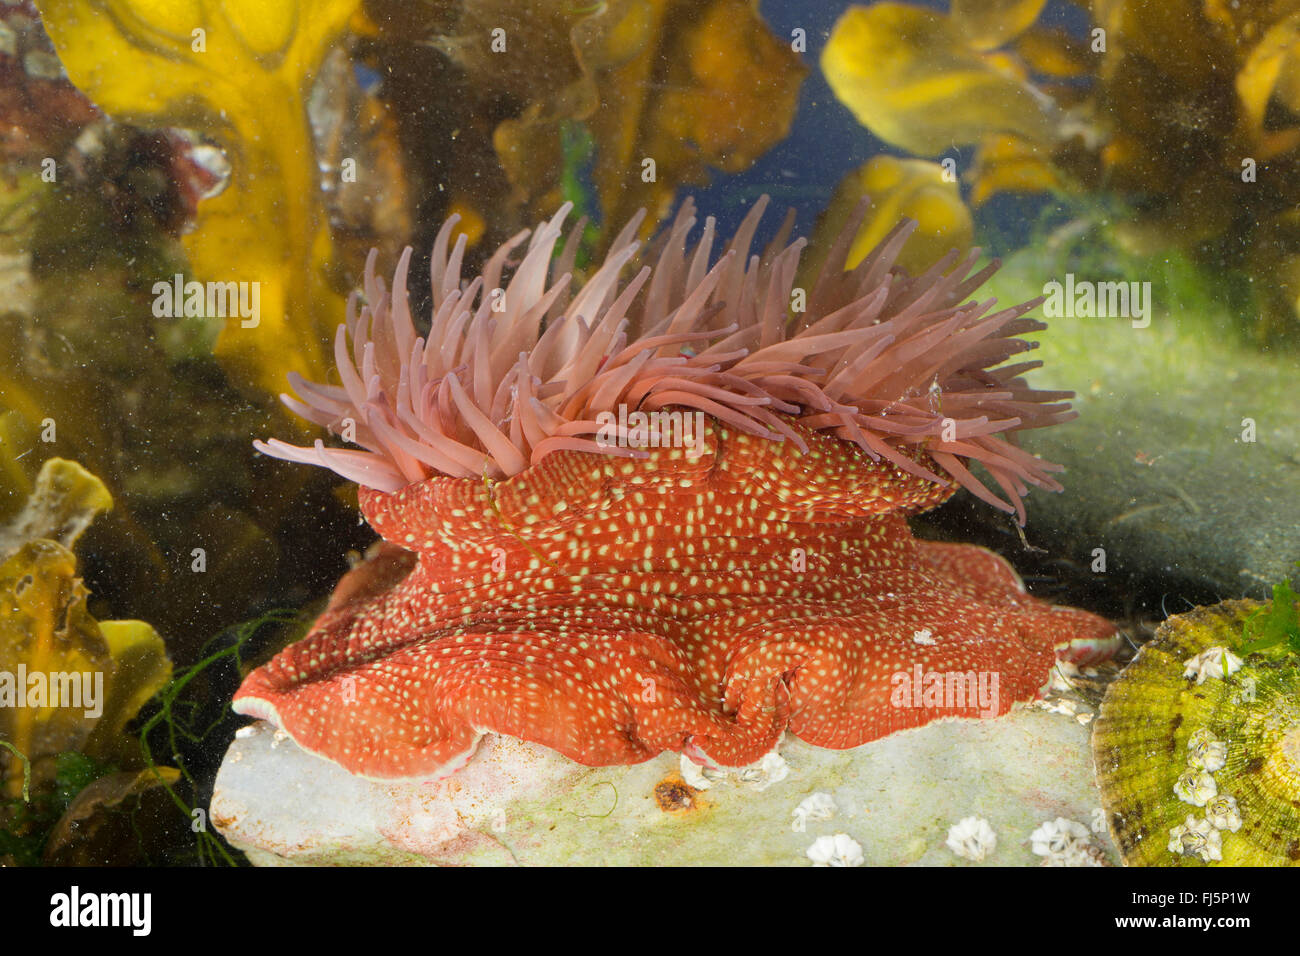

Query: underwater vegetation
0;454;293;864
0;458;172;792
821;0;1300;341
32;0;805;395
0;2;359;656
804;155;974;280
0;457;178;864
524;0;800;235
36;0;362;396
1093;576;1300;866
393;0;805;244
0;152;344;659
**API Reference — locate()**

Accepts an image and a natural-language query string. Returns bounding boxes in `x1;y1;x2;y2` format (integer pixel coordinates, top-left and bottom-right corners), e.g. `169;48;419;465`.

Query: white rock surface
211;704;1113;866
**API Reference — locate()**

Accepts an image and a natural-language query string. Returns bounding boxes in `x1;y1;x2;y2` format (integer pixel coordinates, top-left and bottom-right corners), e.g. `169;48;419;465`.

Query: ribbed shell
1093;600;1300;866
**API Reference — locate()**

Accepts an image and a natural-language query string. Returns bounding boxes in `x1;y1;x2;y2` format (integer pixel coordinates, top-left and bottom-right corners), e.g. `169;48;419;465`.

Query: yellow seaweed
0;412;40;516
1;135;334;656
821;4;1059;156
0;460;172;799
1091;0;1230;90
35;0;361;396
83;620;173;760
1236;11;1300;144
951;0;1047;52
970;133;1066;205
822;0;1300;339
484;0;804;238
643;0;804;188
808;157;973;278
0;457;112;557
0;541;171;797
1012;27;1092;81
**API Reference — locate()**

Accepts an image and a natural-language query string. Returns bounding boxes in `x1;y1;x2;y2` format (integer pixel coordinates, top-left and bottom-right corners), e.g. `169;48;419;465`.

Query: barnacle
806;833;864;867
1167;815;1222;863
946;815;997;862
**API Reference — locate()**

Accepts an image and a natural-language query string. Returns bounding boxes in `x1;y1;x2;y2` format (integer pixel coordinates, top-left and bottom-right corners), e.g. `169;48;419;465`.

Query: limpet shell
1092;600;1300;866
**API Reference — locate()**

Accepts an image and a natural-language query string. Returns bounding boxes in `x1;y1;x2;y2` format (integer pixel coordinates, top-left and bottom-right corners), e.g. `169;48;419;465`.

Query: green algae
1240;565;1300;653
935;229;1300;606
136;607;300;867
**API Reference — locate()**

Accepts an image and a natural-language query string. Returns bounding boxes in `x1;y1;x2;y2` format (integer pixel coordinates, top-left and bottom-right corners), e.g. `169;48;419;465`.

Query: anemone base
235;420;1118;780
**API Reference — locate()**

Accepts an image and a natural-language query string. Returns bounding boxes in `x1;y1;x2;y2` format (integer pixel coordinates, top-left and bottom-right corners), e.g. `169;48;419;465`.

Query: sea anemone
255;196;1073;523
235;196;1116;782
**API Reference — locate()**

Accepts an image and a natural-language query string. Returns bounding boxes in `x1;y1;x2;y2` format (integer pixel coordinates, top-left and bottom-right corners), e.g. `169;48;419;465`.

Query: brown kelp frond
256;196;1075;521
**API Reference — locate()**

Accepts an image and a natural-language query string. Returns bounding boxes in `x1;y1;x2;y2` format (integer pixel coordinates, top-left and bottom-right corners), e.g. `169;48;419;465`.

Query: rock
211;704;1112;866
920;250;1300;616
